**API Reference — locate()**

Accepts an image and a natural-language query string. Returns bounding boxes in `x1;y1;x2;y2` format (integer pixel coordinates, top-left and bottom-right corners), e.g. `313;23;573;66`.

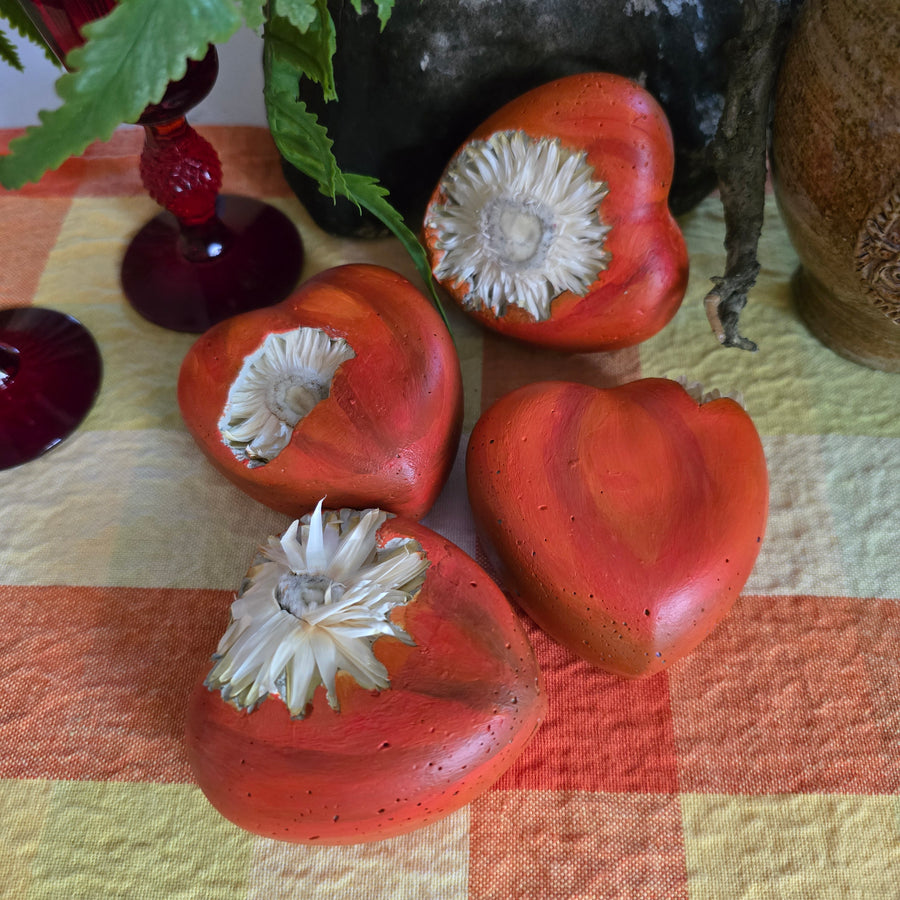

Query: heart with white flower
423;72;689;351
186;504;546;844
178;264;463;520
426;130;612;321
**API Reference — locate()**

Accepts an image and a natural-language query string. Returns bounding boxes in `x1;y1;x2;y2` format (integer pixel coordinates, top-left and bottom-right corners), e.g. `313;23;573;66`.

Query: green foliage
0;28;21;70
267;0;337;100
349;0;396;31
278;0;321;32
236;0;265;29
263;13;445;325
0;0;246;189
0;0;60;67
1;0;440;319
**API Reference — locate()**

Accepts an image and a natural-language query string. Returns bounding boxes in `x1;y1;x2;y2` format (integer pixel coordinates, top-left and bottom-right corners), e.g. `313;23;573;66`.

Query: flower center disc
426;130;612;322
268;375;328;428
276;572;343;616
482;196;552;269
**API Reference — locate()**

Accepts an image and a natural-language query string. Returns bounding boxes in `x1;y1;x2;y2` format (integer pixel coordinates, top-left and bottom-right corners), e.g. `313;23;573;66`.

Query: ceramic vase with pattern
772;0;900;371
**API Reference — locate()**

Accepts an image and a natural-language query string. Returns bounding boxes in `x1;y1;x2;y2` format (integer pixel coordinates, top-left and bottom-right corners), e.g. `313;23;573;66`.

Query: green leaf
237;0;266;30
0;27;22;71
276;0;319;32
371;0;397;31
0;0;246;190
348;0;396;31
263;20;447;327
344;173;447;327
264;48;343;194
0;0;59;65
268;1;336;99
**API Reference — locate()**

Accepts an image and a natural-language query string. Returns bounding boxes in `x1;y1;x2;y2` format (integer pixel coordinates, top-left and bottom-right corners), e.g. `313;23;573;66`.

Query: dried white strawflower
425;129;611;321
207;500;430;718
219;327;355;466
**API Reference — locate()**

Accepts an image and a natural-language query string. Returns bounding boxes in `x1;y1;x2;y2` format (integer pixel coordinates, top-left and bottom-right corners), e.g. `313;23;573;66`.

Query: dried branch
705;0;798;351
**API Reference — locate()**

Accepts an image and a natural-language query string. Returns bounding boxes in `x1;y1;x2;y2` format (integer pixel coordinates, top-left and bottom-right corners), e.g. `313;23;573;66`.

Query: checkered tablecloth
1;125;898;899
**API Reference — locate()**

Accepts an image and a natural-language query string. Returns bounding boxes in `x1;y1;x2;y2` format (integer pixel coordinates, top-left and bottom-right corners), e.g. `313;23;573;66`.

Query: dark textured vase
285;0;746;236
772;0;900;371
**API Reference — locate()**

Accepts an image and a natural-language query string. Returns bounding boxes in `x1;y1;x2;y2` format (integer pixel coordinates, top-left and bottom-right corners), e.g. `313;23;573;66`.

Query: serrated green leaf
237;0;266;29
267;2;336;99
263;22;447;328
347;0;396;31
0;27;22;70
276;0;319;33
0;0;245;189
372;0;397;31
343;172;447;326
0;0;59;65
263;22;343;192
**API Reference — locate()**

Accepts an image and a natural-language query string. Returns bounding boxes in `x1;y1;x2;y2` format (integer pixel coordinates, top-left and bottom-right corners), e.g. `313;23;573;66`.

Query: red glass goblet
0;307;102;469
17;0;304;333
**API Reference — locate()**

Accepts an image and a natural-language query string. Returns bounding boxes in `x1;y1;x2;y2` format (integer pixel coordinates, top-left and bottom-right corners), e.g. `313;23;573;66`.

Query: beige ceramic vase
772;0;900;372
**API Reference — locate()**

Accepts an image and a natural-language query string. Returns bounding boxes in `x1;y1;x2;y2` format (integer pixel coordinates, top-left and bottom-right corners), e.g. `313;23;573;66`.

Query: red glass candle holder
18;0;304;333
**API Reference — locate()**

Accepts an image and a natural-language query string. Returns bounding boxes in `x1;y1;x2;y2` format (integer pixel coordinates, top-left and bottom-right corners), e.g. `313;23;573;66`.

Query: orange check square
669;593;900;794
495;618;680;794
0;195;72;305
0;584;229;783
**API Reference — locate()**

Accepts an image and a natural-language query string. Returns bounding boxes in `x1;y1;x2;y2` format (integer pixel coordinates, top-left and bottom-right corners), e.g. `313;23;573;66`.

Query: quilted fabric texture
1;126;898;899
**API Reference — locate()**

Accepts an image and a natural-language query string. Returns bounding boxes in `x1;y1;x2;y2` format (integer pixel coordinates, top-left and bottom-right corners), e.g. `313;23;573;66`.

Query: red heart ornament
466;378;769;677
423;73;689;351
177;264;462;520
186;506;545;844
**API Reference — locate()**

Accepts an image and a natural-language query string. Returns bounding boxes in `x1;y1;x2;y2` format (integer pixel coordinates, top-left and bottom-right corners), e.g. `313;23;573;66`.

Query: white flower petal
310;630;340;707
281;632;319;717
327;632;390;691
327;508;385;583
211;608;290;687
427;129;611;321
356;550;429;593
219;327;355;465
304;499;329;573
264;621;305;689
278;520;307;573
207;505;429;717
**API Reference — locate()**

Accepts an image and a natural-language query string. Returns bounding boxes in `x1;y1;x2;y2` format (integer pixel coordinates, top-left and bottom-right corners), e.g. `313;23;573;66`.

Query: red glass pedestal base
15;5;303;335
120;195;303;333
0;307;103;470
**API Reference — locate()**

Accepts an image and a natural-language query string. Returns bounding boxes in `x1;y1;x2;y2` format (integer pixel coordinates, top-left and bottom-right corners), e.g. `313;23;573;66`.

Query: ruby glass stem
16;0;304;333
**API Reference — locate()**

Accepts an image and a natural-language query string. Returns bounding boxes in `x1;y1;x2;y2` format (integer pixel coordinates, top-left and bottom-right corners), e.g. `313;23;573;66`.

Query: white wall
0;26;268;127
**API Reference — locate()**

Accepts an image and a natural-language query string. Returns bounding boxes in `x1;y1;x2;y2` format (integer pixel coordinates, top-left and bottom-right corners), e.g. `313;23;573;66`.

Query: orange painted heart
422;72;689;351
177;264;462;520
466;378;769;677
185;503;545;843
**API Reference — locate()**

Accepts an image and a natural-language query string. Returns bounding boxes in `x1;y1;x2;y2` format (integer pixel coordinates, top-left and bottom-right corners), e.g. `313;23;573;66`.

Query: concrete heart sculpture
466;378;768;677
178;264;462;519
